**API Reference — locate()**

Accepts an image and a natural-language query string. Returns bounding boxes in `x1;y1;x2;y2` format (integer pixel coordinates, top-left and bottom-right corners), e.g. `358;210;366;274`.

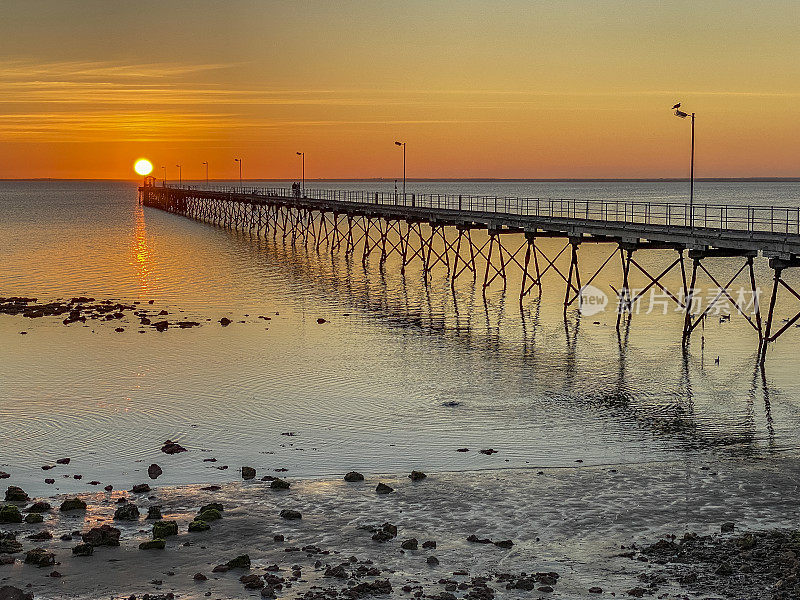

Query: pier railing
171;185;800;235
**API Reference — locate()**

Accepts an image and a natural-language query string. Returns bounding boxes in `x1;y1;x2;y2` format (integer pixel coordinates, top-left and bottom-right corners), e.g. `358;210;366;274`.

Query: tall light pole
296;152;304;194
161;165;167;187
176;164;182;186
202;161;208;186
672;103;695;229
394;141;406;199
234;158;242;187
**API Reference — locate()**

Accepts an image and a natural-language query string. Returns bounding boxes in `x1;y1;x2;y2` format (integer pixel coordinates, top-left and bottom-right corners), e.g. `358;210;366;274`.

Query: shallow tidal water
2;180;800;499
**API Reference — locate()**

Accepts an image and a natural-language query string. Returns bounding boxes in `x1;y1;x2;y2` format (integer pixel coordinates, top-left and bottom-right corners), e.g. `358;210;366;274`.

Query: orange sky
1;1;798;180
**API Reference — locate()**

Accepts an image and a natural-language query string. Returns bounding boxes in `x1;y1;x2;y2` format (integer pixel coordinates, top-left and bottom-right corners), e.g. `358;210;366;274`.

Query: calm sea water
2;179;800;497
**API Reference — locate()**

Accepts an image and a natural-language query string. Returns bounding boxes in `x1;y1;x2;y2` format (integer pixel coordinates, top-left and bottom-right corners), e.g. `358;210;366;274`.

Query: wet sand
3;454;800;599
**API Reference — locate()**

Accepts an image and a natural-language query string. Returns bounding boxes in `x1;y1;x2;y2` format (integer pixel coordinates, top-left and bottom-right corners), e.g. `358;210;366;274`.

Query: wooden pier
138;181;800;363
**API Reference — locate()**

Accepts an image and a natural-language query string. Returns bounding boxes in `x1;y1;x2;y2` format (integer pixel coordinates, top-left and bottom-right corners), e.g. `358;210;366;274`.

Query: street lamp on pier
672;103;695;230
176;164;182;186
202;161;208;186
296;152;304;194
161;165;167;187
234;158;242;188
394;141;406;200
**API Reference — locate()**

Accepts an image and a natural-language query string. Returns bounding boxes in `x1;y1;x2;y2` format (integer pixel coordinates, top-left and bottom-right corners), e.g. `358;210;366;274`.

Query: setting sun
134;159;153;176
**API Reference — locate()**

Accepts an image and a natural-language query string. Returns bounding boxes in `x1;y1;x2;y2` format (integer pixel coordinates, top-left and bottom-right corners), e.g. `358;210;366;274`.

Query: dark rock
273;534;285;542
409;471;427;481
226;554;251;569
44;479;55;484
82;524;121;546
456;448;469;452
24;547;55;567
479;449;498;455
494;540;513;549
114;503;140;521
198;508;221;522
721;522;735;533
427;556;440;566
199;502;223;513
324;563;349;578
467;535;492;544
0;473;9;480
0;505;22;524
193;572;207;581
280;509;302;520
375;482;394;494
422;540;437;549
72;543;93;556
401;538;418;550
49;571;62;578
152;520;178;538
147;506;163;520
131;483;151;494
56;458;70;465
139;539;166;550
0;533;22;554
626;588;646;598
27;501;51;513
0;586;33;600
161;440;187;454
24;513;43;524
29;530;52;541
270;478;290;490
148;464;163;479
242;466;256;480
240;574;263;589
342;580;392;597
316;318;327;324
153;320;169;332
60;497;87;511
344;471;365;482
219;317;232;326
4;487;28;502
588;586;603;594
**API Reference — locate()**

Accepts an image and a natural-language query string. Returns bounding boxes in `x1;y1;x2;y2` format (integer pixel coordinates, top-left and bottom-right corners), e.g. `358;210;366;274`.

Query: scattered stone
241;573;264;589
270;478;290;490
226;554;251;569
280;509;302;520
588;586;603;594
0;473;9;480
139;539;166;550
219;317;232;326
344;471;365;482
131;483;151;494
422;540;437;549
24;547;55;567
375;482;394;494
114;503;140;521
316;318;327;324
372;523;397;542
147;506;163;520
242;466;256;480
494;540;514;549
193;572;207;581
427;556;440;566
82;524;121;546
72;543;93;556
467;535;492;544
456;448;469;452
401;538;419;550
0;533;22;554
199;502;223;513
198;508;221;522
721;522;735;533
0;586;33;600
409;471;427;481
479;449;498;455
161;440;187;454
4;486;28;502
148;464;163;479
49;571;62;578
44;479;55;485
24;513;43;524
152;520;178;538
29;530;52;541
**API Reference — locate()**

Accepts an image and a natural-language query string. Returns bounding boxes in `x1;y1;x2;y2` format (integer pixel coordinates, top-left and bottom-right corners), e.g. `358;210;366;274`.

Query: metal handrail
166;184;800;236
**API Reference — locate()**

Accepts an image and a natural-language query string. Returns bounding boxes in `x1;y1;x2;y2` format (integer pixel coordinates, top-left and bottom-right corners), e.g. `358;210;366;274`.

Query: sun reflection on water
131;202;152;293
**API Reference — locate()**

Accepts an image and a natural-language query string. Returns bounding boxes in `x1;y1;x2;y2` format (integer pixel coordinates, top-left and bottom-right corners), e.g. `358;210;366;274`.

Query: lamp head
394;141;402;146
297;152;302;156
674;109;689;118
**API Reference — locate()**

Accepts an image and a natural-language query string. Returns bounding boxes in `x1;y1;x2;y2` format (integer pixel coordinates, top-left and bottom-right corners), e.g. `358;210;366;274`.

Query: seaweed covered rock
198;508;221;522
24;548;55;567
188;519;210;532
375;482;394;494
60;498;87;512
279;509;301;520
27;501;51;513
0;586;33;600
199;502;223;513
226;554;251;569
139;539;166;550
409;471;427;481
24;513;43;524
152;520;178;538
0;505;22;524
242;467;256;480
146;506;162;520
131;483;150;494
0;533;22;554
270;478;290;490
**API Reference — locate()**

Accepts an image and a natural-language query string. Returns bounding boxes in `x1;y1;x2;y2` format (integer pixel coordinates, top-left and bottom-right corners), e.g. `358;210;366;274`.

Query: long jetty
138;180;800;363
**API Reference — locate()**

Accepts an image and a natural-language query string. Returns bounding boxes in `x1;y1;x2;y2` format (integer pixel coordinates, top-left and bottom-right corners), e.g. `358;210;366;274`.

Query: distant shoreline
3;177;800;183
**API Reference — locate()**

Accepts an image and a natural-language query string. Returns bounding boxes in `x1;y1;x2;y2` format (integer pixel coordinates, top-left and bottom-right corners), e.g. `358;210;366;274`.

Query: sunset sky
1;0;798;180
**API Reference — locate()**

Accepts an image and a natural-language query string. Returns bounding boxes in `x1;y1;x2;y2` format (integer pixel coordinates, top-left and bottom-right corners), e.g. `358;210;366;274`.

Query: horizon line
4;176;800;183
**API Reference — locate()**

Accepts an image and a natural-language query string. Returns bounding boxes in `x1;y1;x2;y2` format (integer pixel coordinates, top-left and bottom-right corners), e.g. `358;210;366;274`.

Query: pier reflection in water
0;181;796;498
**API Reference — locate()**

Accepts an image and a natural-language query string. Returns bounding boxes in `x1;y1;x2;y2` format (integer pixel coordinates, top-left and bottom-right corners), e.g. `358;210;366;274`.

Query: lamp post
672;103;695;229
161;165;167;187
234;158;242;188
202;161;208;186
394;141;406;200
296;152;304;194
176;164;182;186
